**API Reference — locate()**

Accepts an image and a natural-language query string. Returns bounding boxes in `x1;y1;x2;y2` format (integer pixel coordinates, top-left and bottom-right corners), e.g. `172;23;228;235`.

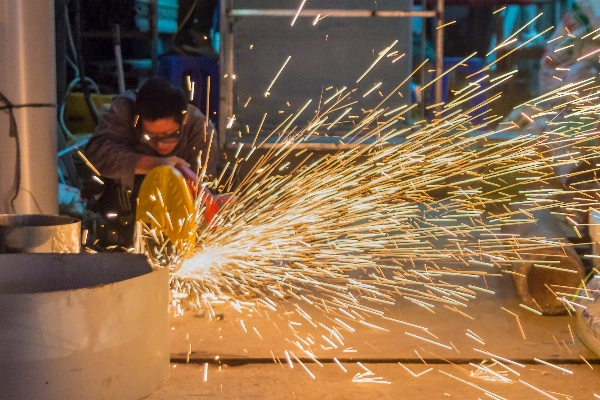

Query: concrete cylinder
0;0;58;214
0;253;170;400
0;214;80;253
502;209;586;315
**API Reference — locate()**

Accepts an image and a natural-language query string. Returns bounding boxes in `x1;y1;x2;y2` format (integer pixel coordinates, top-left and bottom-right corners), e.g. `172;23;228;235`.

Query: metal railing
218;1;446;149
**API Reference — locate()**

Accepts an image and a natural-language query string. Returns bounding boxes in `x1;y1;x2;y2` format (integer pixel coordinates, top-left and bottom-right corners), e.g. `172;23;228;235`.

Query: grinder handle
174;163;199;198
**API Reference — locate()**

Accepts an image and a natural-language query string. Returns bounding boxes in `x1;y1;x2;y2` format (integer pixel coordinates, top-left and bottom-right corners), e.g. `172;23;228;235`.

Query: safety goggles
141;127;182;144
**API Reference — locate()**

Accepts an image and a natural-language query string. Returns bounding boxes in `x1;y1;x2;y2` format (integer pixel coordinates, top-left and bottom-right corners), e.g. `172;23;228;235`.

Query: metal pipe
218;0;235;149
0;214;80;253
55;0;68;111
420;1;427;121
434;0;445;106
149;0;159;76
56;136;90;159
0;0;59;214
230;9;437;18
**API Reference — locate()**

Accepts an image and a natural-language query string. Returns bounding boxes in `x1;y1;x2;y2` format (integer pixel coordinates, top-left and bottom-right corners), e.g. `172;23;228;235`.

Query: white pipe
435;0;445;105
0;0;58;214
219;0;234;149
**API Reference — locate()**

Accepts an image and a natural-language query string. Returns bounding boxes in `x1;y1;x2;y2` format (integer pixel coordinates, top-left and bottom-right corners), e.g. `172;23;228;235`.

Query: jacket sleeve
184;105;218;179
84;96;143;189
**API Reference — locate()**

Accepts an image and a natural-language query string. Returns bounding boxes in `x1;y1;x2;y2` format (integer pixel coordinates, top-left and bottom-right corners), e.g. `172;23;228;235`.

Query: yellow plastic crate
64;92;115;135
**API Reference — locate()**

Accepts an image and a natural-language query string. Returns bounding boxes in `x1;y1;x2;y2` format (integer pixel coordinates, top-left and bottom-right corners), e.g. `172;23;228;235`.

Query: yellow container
64;92;115;134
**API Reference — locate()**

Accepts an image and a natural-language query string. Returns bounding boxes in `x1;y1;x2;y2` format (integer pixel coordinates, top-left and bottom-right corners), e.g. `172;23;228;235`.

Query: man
85;77;218;247
504;0;600;157
500;0;600;237
538;0;600;100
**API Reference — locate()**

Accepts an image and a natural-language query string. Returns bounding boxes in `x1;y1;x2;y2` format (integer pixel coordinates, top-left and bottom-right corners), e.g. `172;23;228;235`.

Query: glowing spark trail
136;24;600;395
265;56;292;97
291;0;307;26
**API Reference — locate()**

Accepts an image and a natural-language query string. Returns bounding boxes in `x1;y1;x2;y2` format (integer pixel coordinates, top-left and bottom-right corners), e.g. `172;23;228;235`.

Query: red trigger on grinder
174;163;199;198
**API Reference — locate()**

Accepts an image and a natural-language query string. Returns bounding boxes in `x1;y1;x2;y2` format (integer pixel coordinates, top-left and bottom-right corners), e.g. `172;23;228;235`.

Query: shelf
81;30;169;39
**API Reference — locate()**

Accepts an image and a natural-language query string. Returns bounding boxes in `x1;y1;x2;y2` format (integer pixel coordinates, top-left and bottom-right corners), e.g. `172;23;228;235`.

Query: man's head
135;77;188;155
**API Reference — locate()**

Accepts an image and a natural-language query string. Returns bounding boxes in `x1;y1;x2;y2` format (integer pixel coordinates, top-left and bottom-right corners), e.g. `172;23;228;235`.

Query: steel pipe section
0;254;170;399
0;0;58;214
0;214;80;253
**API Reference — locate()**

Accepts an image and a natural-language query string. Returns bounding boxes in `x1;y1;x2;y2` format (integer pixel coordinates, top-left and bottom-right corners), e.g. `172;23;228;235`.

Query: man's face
140;117;181;155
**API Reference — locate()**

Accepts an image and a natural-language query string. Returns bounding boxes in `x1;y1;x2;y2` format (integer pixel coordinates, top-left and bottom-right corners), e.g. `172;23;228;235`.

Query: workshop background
3;1;600;399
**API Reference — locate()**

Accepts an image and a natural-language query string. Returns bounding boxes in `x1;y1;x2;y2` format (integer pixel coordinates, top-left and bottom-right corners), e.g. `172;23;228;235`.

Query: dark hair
135;77;188;124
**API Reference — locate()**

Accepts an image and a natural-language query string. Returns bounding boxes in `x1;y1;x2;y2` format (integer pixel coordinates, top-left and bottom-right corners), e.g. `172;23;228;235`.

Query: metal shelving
217;0;446;149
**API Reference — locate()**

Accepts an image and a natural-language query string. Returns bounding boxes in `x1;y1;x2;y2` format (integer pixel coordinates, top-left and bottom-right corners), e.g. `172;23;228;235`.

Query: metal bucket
0;214;80;253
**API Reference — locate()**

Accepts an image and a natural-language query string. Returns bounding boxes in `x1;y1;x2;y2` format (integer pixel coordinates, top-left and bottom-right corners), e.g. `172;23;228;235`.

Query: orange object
137;163;235;253
202;187;236;225
174;163;199;198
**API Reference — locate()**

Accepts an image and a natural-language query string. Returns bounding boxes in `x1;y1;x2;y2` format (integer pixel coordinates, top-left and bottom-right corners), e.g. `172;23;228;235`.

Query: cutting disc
136;166;197;256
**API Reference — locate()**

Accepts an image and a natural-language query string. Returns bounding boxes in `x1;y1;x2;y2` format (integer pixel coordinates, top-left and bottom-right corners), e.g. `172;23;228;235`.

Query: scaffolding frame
218;0;445;149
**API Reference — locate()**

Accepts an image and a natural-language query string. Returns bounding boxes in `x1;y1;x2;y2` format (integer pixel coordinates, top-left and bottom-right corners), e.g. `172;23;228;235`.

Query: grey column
0;0;58;214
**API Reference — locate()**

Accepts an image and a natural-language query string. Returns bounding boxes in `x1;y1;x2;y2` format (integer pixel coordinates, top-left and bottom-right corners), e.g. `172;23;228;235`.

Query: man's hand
135;155;190;174
156;156;190;168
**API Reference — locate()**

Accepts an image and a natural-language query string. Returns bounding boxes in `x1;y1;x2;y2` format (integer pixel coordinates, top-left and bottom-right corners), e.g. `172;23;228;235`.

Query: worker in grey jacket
85;77;218;248
86;76;217;189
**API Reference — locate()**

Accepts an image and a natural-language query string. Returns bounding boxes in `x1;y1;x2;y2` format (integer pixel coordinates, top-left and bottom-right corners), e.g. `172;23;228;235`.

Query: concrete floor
149;363;600;399
147;272;600;399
